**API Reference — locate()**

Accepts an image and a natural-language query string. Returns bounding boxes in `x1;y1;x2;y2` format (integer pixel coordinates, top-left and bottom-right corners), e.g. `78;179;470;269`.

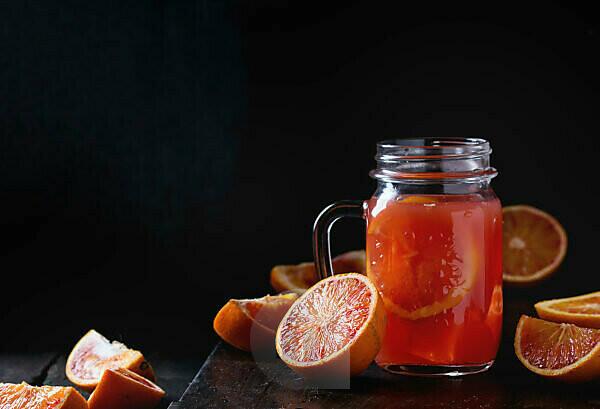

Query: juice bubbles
366;193;502;370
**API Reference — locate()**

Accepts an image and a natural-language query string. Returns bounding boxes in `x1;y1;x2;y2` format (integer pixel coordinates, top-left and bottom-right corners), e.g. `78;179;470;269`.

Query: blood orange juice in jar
313;138;502;376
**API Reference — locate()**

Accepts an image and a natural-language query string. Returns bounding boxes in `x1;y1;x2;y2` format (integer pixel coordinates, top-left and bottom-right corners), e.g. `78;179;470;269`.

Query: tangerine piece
0;382;87;409
367;199;478;320
66;330;155;391
213;293;299;352
535;291;600;329
503;205;567;284
276;273;386;378
270;250;366;292
514;315;600;382
88;368;165;409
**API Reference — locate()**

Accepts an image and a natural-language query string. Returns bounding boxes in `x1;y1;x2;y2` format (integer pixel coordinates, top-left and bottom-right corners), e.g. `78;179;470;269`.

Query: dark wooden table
168;299;600;409
3;299;600;408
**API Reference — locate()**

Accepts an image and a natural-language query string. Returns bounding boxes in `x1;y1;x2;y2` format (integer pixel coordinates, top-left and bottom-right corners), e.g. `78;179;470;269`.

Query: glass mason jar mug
313;138;502;377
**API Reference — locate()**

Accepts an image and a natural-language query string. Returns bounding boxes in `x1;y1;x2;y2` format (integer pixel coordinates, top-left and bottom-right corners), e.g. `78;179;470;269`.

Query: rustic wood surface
169;299;600;409
168;342;600;409
3;299;600;408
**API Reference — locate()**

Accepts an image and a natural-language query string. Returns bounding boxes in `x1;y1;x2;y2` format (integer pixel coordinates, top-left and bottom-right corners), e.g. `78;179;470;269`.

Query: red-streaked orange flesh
518;316;600;370
278;276;371;362
0;383;87;409
66;330;154;391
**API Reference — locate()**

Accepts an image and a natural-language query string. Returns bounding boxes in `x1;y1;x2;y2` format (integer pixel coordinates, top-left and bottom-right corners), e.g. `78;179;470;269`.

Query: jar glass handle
313;200;365;280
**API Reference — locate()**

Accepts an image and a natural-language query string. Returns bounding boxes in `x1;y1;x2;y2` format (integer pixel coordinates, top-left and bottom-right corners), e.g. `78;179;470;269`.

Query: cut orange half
276;273;386;379
0;382;88;409
514;315;600;382
270;250;366;293
88;368;165;409
66;330;155;391
213;292;299;352
503;205;567;284
535;291;600;329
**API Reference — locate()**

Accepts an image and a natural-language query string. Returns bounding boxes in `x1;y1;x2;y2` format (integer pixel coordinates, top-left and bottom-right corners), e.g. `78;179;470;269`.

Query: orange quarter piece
88;368;165;409
0;382;87;409
514;315;600;382
535;291;600;329
213;292;299;351
66;330;155;391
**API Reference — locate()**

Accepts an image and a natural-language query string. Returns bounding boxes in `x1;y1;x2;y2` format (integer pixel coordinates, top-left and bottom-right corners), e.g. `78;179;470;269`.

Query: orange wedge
66;330;155;391
270;262;317;293
270;250;366;293
213;292;299;352
88;368;165;409
503;205;567;284
276;273;386;379
535;291;600;329
514;315;600;382
0;382;88;409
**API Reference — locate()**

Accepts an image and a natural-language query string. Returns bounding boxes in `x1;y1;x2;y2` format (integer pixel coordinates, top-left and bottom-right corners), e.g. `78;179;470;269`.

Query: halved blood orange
0;382;87;409
66;330;155;391
514;315;600;382
270;250;366;293
88;368;165;409
503;205;567;284
276;273;386;379
213;293;299;352
535;291;600;329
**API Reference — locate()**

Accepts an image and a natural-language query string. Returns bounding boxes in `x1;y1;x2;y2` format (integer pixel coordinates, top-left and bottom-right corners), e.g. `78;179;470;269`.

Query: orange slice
367;199;478;320
270;250;366;293
276;273;386;379
66;330;155;391
400;195;439;204
503;205;567;284
514;315;600;382
213;293;299;352
0;382;87;409
88;368;165;409
485;284;503;340
535;291;600;329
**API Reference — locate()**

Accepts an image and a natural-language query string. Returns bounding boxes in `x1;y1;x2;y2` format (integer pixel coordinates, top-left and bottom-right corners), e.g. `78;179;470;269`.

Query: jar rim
371;137;497;184
376;137;491;161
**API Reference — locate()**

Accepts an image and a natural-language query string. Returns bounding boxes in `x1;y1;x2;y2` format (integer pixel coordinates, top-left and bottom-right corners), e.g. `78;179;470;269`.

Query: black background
1;0;599;365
